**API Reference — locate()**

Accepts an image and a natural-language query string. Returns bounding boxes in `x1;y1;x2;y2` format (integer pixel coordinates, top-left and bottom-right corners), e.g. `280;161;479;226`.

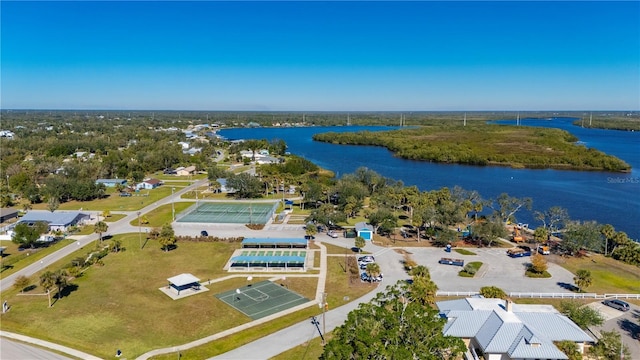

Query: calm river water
219;118;640;240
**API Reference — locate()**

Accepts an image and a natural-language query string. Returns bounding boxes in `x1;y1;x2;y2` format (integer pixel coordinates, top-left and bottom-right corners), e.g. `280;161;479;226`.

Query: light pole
172;187;175;221
137;211;142;250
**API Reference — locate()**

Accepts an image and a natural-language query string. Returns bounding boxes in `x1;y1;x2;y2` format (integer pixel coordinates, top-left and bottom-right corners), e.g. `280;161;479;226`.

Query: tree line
312;125;631;172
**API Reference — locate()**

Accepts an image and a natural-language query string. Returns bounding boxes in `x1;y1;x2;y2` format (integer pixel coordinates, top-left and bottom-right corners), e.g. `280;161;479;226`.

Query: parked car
200;230;208;237
327;231;338;238
603;299;630;312
360;272;383;282
119;192;132;197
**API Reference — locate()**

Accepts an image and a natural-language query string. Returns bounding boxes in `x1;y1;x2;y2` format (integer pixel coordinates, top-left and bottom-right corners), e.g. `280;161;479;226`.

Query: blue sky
2;1;638;111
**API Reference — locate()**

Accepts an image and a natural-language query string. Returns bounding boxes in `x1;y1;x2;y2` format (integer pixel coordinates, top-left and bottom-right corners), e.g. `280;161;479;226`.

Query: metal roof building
437;298;594;360
19;210;91;232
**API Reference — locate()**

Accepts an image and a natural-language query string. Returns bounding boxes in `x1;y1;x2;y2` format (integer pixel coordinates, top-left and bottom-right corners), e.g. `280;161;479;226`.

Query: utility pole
172;187;175;221
137;211;142;249
322;292;327;344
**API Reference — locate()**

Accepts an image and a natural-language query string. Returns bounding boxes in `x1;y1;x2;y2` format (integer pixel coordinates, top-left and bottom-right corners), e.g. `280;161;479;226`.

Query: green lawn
454;248;477;255
31;187;176;212
551;254;640;294
152;257;375;360
130;202;194;227
0;235;375;359
103;214;127;222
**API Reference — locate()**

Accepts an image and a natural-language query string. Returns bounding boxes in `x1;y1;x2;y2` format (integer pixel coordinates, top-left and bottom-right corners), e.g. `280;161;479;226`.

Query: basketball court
215;280;309;320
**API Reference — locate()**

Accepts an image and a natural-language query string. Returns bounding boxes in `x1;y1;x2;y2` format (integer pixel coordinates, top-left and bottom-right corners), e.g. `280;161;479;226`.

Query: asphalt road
0;337;72;360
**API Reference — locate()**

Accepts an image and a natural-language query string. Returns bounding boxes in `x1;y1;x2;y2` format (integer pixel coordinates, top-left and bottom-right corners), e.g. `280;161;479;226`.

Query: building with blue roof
355;222;374;240
19;210;91;232
96;179;127;187
437;298;593;360
241;238;307;249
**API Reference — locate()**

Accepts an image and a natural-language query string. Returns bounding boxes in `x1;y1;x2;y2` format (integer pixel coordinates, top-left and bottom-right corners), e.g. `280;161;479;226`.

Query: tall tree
54;269;69;300
354;236;365;253
226;172;263;199
305;223;317;239
94;221;108;241
573;269;592;293
320;281;465;360
47;196;60;212
559;300;604;329
12;221;48;249
39;271;56;308
589;330;631;360
534;206;569;233
562;221;603;255
490;193;532;224
158;223;176;252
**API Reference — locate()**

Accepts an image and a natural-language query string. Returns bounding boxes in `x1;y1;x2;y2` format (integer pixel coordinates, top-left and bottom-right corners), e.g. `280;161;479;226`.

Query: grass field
0;235;375;359
31;186;175;212
549;254;640;294
129;202;193;227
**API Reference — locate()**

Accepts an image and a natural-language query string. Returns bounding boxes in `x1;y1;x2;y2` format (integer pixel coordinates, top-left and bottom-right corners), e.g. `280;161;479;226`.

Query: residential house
19;210;91;232
213;178;234;193
176;166;196;176
355;222;374;241
437;298;594;360
0;208;19;223
96;179;127;188
136;179;163;190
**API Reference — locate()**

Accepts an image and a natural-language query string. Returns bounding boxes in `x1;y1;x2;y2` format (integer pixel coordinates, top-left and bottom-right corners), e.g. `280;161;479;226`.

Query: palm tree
54;269;69;300
410;265;431;280
110;238;122;253
354;236;366;253
94;221;108;242
39;271;56;307
574;269;592;292
305;223;317;239
365;262;381;279
409;275;438;306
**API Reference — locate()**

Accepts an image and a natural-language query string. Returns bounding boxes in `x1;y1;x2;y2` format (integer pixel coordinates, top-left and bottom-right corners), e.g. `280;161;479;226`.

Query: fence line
436;291;640;299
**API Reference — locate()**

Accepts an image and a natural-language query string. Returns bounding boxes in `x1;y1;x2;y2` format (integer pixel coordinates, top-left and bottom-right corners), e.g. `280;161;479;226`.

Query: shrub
480;286;507;299
463;263;477;275
13;275;30;293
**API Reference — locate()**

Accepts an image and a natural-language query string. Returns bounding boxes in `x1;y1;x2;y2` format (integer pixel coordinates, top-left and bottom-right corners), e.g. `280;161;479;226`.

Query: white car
327;231;338;238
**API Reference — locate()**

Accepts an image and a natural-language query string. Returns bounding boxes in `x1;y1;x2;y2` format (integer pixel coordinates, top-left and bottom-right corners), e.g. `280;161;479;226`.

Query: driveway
588;301;640;359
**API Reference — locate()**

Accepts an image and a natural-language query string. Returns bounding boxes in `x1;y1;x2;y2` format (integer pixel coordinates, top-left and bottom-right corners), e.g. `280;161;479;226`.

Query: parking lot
407;247;577;293
588;301;640;359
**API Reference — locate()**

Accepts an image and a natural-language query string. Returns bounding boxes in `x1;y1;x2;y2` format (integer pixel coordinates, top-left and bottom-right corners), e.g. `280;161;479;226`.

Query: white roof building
437;298;594;360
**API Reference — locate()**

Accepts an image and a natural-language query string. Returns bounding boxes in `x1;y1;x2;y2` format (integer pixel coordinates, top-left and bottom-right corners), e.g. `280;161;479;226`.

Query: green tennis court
176;202;278;224
215;281;310;320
